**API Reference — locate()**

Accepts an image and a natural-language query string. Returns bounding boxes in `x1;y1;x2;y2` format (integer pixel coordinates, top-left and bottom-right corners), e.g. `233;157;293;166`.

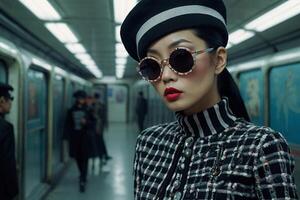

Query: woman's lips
164;87;182;101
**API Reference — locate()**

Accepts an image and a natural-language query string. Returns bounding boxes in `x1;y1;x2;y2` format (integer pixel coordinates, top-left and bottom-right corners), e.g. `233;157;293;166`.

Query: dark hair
193;27;250;121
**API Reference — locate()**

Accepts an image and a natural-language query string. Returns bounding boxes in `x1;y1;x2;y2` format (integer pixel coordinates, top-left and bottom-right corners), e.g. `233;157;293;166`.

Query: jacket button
184;137;194;148
173;192;182;200
184;148;192;158
173;180;181;190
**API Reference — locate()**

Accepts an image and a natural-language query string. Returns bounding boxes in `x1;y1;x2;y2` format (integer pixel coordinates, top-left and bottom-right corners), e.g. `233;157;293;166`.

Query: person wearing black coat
0;82;18;200
135;91;148;132
64;90;89;193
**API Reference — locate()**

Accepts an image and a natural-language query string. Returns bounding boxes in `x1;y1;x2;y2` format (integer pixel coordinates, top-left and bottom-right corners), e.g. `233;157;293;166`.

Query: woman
121;0;298;199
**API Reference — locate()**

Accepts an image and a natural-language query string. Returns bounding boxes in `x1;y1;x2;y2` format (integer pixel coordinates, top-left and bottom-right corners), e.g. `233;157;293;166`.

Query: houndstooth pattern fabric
133;98;298;200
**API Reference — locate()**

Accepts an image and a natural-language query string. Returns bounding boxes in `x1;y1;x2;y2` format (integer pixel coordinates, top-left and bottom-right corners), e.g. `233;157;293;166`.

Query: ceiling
0;0;299;80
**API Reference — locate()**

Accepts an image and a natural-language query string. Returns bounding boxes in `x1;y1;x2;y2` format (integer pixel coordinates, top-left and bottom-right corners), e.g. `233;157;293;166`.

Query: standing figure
135;91;148;132
121;0;298;199
0;82;18;200
64;90;89;192
94;93;111;165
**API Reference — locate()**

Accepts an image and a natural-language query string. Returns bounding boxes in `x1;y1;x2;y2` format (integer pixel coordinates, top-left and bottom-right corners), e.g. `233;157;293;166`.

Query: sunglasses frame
137;47;215;82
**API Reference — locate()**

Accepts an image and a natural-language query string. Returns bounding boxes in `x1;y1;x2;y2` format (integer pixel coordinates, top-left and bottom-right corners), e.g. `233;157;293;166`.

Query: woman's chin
165;102;187;113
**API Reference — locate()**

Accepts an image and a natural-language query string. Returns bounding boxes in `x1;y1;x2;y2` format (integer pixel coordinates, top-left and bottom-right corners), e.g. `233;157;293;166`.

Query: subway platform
45;122;138;200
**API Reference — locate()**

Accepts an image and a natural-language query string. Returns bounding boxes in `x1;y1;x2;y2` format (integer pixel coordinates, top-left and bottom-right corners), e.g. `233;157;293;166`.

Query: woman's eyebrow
168;39;192;49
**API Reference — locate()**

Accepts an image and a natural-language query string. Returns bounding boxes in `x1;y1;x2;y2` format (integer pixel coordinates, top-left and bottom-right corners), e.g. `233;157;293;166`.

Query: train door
107;85;128;122
25;68;48;198
52;75;65;173
0;59;7;82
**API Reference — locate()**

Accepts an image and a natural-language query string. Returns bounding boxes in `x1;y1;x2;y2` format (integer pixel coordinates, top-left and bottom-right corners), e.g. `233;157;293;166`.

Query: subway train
0;34;97;199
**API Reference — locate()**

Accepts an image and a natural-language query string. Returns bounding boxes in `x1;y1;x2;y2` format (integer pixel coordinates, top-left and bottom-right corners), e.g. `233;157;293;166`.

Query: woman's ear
214;47;227;75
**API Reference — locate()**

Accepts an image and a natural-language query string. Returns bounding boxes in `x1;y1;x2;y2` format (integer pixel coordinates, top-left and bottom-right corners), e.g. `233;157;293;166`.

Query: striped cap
120;0;228;61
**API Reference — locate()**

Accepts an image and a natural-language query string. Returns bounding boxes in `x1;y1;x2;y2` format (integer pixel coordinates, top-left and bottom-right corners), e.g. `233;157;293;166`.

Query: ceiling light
75;53;92;61
245;1;300;32
32;57;51;71
114;0;137;24
226;43;233;49
228;29;255;45
0;42;17;54
116;70;125;79
86;67;102;78
116;64;126;70
65;43;86;54
116;57;127;65
45;23;78;43
80;59;96;66
115;26;121;42
116;43;128;57
19;0;61;20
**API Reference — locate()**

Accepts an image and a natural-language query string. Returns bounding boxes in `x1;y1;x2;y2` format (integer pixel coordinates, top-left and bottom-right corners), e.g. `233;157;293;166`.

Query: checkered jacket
133;98;298;200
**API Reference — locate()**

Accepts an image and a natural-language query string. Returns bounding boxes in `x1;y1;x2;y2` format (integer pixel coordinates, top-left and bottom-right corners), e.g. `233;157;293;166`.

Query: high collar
175;97;237;138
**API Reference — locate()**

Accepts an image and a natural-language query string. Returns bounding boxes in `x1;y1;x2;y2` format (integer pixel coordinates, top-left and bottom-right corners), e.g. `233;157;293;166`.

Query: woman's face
146;29;226;115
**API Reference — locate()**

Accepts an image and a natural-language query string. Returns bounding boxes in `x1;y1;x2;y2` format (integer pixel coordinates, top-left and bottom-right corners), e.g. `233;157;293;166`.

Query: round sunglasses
137;47;215;82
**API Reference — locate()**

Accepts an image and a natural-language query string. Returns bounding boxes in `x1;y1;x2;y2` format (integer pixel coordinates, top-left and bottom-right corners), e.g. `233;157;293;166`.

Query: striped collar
175;97;237;138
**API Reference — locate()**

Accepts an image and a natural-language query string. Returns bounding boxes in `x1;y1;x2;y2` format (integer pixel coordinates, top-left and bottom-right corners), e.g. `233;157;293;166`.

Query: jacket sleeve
254;131;298;199
0;123;18;199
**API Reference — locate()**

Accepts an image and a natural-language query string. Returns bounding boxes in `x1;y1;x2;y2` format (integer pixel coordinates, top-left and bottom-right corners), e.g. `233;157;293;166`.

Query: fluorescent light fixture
75;53;92;61
80;59;96;66
54;67;67;76
116;65;126;70
116;43;128;57
116;57;127;65
226;42;233;49
45;23;78;43
19;0;61;20
115;26;121;42
116;70;125;79
0;42;17;54
245;1;300;32
65;43;86;54
114;0;137;23
228;29;255;45
32;57;52;71
86;66;102;78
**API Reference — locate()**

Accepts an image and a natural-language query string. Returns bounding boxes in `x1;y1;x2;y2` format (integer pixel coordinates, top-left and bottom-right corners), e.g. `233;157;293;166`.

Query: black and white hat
120;0;228;61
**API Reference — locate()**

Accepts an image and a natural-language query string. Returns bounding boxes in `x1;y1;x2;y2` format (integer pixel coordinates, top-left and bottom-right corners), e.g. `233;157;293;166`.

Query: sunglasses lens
139;58;161;81
169;48;194;73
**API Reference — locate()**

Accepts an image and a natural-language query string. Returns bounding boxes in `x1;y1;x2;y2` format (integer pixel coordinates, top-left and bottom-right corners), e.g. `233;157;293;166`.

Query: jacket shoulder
136;121;179;146
232;118;289;147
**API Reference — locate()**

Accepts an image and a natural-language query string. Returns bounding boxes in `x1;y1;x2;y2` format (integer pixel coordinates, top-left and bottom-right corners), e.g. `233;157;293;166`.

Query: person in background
135;91;148;132
94;93;111;165
85;95;99;174
64;90;89;193
0;82;18;200
121;0;298;199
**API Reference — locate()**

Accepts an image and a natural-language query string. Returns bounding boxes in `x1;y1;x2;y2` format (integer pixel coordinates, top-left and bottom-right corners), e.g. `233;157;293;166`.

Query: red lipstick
164;87;182;101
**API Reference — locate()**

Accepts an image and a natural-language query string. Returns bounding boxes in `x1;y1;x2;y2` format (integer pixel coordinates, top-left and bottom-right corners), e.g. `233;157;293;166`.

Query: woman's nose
161;62;178;83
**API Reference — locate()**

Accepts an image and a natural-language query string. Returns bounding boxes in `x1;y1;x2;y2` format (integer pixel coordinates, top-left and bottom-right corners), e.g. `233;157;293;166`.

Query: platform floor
46;122;138;200
45;122;300;200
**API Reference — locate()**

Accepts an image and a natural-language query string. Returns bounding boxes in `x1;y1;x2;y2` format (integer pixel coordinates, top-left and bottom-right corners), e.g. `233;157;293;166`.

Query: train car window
0;59;8;83
238;69;264;126
269;63;300;145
